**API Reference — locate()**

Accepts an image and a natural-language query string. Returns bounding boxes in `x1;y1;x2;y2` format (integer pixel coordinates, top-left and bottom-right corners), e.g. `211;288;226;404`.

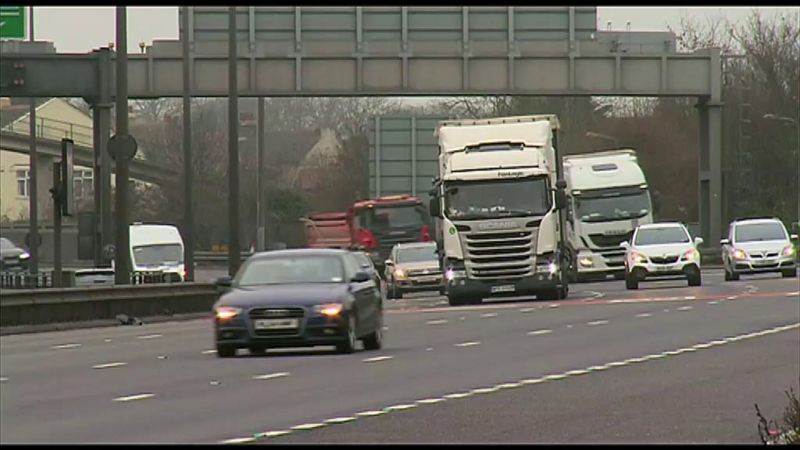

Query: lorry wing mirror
620;241;630;249
556;179;567;190
555;189;567;210
429;198;440;218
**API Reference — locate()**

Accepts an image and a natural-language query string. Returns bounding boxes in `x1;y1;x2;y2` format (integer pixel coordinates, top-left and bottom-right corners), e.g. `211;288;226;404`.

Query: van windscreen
133;244;183;266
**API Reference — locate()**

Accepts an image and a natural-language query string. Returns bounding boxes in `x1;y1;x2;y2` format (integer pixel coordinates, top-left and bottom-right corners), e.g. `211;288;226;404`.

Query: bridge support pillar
697;97;724;251
91;48;114;267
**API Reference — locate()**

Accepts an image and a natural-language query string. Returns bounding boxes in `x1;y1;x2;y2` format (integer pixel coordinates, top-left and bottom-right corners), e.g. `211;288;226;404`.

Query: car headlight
19;252;30;260
578;256;593;267
215;306;242;321
394;269;407;280
313;303;343;317
682;248;699;261
630;251;647;264
732;248;747;260
782;245;795;257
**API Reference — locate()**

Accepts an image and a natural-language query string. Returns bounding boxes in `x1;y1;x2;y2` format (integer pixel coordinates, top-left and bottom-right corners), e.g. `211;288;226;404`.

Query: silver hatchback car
721;218;798;280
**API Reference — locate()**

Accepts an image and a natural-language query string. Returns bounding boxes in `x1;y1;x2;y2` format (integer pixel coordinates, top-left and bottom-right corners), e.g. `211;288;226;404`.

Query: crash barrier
0;283;219;328
0;270;184;290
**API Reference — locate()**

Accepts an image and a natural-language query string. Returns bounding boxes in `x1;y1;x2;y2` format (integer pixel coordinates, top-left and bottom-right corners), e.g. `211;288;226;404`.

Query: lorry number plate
491;285;515;293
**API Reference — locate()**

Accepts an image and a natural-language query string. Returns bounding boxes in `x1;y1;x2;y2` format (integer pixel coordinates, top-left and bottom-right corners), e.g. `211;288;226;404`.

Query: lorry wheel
216;345;237;358
724;268;732;281
625;273;638;290
730;271;740;281
537;289;558;301
447;294;464;306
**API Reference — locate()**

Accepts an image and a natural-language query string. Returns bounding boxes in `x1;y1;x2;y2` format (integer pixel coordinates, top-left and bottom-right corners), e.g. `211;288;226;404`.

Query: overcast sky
25;6;799;53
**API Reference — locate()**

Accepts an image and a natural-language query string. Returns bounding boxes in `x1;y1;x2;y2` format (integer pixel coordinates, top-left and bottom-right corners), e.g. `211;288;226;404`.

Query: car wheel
216;345;236;358
625;272;638;290
438;286;446;296
362;319;383;351
248;346;267;356
782;268;798;278
447;293;464;306
396;289;404;299
688;273;702;286
336;315;357;354
724;267;732;281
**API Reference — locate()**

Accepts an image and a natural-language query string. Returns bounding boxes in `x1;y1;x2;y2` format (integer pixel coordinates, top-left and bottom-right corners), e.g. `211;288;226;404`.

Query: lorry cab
562;149;653;282
128;223;186;281
347;195;432;273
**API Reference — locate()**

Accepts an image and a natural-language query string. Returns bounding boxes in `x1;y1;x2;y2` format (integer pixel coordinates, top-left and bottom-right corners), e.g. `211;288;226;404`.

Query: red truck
303;212;353;249
347;194;432;273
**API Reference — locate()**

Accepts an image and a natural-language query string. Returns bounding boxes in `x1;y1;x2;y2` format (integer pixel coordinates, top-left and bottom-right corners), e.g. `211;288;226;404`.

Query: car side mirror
351;271;371;283
620;241;630;249
385;260;394;267
694;237;704;247
429;197;440;218
791;234;799;241
215;276;232;289
720;238;730;246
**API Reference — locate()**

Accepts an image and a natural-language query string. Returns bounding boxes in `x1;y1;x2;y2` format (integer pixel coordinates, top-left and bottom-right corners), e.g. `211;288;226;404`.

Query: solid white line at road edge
252;372;290;380
92;362;128;369
218;322;800;444
363;356;394;363
113;393;155;402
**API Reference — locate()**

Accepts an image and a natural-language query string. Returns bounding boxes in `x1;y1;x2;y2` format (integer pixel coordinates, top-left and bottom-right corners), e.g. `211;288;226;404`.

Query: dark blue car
213;249;384;357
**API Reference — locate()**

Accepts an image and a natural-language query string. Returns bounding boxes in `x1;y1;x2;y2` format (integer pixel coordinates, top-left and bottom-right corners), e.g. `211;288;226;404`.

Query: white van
129;223;186;281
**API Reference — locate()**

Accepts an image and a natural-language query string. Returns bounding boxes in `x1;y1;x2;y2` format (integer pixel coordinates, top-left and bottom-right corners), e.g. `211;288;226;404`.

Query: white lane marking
727;296;737;300
565;369;590;376
497;382;522;389
636;313;652;318
471;387;499;394
520;378;546;385
52;343;82;349
385;403;417;411
0;377;8;382
382;326;389;331
416;398;446;404
202;349;217;354
606;361;627;367
460;316;466;320
252;372;290;380
548;304;560;308
137;334;162;340
623;357;649;364
566;324;573;328
663;309;670;312
103;339;113;343
588;365;610;371
220;437;256;444
587;320;609;326
355;410;386;417
787;292;800;297
683;296;696;300
291;423;325;431
324;417;356;424
258;431;291;438
92;362;128;369
363;355;394;363
426;319;448;325
677;306;693;311
426;347;434;351
157;355;167;360
443;392;472;399
543;373;568;380
583;290;604;300
527;329;552;336
113;393;155;402
519;307;535;313
707;300;719;304
454;341;480;347
480;313;498;318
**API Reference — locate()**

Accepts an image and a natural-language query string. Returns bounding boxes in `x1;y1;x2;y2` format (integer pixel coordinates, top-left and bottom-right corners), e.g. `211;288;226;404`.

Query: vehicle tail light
420;224;431;242
357;228;378;251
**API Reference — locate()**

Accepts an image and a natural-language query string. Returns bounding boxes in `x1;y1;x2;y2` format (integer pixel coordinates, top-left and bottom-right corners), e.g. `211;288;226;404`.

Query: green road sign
0;6;26;39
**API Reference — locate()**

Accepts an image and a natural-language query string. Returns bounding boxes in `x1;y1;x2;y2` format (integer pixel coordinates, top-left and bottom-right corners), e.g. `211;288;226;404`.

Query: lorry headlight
578;256;593;267
732;249;747;260
445;268;466;281
548;262;558;274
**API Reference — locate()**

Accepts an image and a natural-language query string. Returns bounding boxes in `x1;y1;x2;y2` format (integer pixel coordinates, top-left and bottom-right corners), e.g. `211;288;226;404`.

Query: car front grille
249;307;305;319
649;255;680;264
464;228;536;280
748;252;779;259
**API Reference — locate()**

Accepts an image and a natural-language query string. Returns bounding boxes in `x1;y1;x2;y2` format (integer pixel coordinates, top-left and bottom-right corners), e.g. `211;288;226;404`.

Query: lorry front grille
589;232;633;249
464;228;536;280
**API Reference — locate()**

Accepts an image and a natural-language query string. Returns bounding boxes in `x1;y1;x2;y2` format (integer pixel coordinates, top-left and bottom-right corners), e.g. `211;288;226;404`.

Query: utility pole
182;6;195;281
27;5;38;274
228;6;241;276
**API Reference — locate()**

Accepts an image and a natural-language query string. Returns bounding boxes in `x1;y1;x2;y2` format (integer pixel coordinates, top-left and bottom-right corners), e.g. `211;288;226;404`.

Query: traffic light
0;60;26;91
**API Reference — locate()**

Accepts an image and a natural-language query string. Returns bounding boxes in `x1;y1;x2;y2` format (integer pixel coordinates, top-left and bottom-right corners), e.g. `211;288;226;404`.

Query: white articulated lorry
428;115;569;306
562;149;653;282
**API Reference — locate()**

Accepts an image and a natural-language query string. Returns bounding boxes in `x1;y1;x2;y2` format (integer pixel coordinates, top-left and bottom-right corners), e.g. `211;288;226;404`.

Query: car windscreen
633;227;690;246
444;176;550;220
132;244;183;266
735;222;787;242
236;255;345;286
0;238;17;250
397;246;437;263
370;205;426;231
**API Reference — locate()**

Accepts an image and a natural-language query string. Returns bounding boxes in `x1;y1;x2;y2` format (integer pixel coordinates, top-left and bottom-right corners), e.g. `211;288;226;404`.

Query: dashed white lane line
636;313;652;318
92;362;128;369
113;393;155;402
0;377;8;382
223;323;800;444
252;372;290;380
103;338;113;343
454;341;480;347
363;356;394;363
587;320;609;326
136;334;162;340
220;437;256;444
677;306;693;311
683;296;696;300
527;329;552;336
519;308;536;313
202;349;217;354
52;343;82;349
787;292;800;297
480;312;498;318
426;319;448;325
548;304;559;308
707;300;719;304
726;296;737;300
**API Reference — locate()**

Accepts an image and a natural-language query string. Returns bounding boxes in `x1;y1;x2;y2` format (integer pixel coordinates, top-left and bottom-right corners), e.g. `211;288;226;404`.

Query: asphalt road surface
1;269;798;444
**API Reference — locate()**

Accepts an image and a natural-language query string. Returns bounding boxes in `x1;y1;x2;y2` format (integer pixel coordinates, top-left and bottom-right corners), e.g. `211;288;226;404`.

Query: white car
621;222;703;290
721;218;797;280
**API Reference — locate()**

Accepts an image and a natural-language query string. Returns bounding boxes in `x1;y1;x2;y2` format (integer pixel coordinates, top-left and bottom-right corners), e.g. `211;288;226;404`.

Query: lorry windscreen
133;244;183;266
444;177;550;220
359;204;426;231
574;187;651;223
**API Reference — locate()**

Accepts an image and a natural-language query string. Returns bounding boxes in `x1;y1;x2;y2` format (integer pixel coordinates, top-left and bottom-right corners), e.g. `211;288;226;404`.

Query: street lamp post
763;113;800;229
585;131;620;148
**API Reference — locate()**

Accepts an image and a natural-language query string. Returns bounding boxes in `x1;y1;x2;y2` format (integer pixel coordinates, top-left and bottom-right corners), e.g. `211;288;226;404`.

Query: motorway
1;269;798;444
